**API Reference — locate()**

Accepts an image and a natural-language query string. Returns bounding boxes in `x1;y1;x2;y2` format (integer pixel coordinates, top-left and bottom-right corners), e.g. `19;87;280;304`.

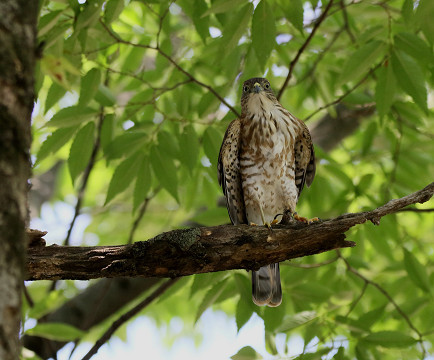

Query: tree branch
81;278;178;360
26;183;434;281
277;0;334;100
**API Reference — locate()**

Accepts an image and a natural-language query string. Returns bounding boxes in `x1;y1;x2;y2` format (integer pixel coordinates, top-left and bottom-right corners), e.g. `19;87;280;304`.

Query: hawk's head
240;77;278;117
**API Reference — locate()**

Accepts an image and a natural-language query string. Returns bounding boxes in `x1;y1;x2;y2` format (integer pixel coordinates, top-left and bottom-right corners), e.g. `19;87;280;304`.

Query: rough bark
26;183;433;281
0;2;37;360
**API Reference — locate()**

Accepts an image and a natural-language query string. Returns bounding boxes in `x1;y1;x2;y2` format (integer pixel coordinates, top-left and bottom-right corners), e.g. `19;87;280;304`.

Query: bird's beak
253;82;262;93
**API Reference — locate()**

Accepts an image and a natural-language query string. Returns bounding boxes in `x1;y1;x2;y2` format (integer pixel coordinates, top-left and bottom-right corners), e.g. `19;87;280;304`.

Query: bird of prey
218;77;316;307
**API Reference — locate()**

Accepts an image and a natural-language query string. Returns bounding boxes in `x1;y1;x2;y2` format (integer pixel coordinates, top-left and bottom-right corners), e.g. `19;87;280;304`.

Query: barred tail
252;263;282;307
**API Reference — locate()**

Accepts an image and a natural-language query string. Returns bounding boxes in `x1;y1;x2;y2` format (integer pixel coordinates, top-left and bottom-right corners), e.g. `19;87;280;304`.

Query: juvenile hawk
218;78;315;307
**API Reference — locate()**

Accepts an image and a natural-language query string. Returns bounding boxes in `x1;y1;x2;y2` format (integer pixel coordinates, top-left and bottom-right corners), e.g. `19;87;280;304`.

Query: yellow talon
293;212;308;223
293;212;320;224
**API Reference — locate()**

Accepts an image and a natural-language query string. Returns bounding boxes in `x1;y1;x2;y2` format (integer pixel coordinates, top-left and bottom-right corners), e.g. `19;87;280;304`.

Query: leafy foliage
28;0;434;359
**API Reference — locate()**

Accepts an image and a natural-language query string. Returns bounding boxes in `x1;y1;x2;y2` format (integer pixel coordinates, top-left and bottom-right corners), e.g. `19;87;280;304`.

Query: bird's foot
293;212;320;224
270;218;280;225
264;221;273;231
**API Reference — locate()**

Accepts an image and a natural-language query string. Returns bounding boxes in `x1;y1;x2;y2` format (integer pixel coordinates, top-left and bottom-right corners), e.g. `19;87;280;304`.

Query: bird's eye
243;85;249;92
264;83;270;89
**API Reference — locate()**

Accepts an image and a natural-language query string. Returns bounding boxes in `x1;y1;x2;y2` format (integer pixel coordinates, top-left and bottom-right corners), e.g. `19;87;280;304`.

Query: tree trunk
0;1;37;359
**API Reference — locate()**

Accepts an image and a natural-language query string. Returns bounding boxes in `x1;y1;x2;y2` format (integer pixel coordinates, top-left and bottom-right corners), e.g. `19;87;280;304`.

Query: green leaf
263;303;286;332
104;0;125;23
293;348;332;360
415;0;434;44
276;311;317;333
201;0;245;17
190;272;227;299
100;114;115;153
195;278;228;323
203;126;223;167
284;0;304;34
394;32;432;64
105;132;147;160
220;4;253;53
192;0;209;42
338;41;386;85
291;282;333;303
231;346;263;360
362;331;417;348
401;0;414;26
332;347;345;360
68;122;95;184
45;81;67;114
95;84;116;106
157;130;180;159
355;342;374;360
133;156;152;212
25;323;85;342
74;1;103;33
41;55;81;89
403;248;431;293
38;10;64;37
235;297;254;332
150;145;179;202
79;68;101;106
105;152;144;205
356;305;386;331
375;64;396;117
36;126;78;164
391;49;427;112
361;121;377;156
179;124;199;174
46;106;98;128
252;0;276;70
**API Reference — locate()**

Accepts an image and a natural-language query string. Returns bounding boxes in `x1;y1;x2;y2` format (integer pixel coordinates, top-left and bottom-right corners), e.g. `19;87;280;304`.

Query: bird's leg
259;203;272;230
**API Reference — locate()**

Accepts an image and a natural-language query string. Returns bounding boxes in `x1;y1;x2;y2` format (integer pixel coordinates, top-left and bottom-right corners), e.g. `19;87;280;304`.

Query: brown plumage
218;77;315;307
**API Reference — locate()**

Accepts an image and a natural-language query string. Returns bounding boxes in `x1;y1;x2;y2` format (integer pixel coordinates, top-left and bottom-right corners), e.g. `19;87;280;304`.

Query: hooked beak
253;82;262;93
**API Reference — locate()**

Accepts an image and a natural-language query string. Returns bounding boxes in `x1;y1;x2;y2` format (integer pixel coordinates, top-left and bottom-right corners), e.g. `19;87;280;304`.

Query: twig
337;251;426;353
340;0;356;43
277;0;334;100
127;188;160;244
345;278;368;317
304;61;383;122
156;1;174;48
387;113;403;200
99;20;240;117
291;27;344;88
396;208;434;213
81;278;179;360
23;284;34;307
284;256;338;268
63;109;105;246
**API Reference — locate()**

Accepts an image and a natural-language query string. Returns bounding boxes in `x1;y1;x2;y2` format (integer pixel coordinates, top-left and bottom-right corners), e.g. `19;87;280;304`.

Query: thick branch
26;183;433;281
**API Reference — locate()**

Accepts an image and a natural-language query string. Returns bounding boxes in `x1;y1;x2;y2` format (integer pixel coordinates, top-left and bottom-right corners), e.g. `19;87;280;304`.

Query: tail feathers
252;263;282;307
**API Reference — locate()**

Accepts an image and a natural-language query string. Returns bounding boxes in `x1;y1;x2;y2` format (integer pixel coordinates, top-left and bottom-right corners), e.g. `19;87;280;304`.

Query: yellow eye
243;85;249;92
264;83;270;89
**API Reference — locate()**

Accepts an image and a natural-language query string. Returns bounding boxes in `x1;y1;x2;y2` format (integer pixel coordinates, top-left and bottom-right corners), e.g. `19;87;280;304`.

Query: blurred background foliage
26;0;433;359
